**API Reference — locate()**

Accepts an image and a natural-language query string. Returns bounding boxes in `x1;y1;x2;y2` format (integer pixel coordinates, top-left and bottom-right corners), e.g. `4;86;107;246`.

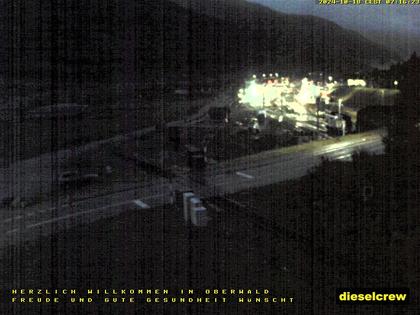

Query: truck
179;191;208;227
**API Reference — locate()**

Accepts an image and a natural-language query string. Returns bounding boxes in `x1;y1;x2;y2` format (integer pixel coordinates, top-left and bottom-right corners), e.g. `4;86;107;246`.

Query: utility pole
338;98;345;136
316;97;320;134
342;120;346;137
338;98;342;116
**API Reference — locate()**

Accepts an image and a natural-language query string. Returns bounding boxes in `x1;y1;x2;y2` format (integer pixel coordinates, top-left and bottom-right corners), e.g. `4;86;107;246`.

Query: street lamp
394;80;398;86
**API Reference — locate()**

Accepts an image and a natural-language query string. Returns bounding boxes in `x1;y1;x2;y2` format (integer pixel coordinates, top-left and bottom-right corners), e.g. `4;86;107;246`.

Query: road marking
26;201;131;229
236;172;254;179
3;215;22;223
3;193;167;233
6;228;19;234
133;200;151;209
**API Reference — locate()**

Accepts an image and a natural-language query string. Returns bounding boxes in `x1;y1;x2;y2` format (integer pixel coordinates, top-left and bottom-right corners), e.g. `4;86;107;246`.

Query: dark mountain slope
0;0;397;97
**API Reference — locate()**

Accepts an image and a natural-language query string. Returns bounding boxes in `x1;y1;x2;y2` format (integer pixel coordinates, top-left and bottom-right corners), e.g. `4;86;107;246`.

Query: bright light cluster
238;78;291;108
296;78;321;105
237;75;340;123
347;79;366;87
238;77;307;118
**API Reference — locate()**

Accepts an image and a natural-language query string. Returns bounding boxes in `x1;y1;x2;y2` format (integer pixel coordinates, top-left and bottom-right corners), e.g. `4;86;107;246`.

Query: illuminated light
394;80;398;86
296;77;320;105
328;76;333;82
275;73;279;77
262;74;266;78
347;79;366;87
238;80;265;108
252;74;257;79
296;78;311;104
326;82;335;92
269;73;273;77
238;77;310;121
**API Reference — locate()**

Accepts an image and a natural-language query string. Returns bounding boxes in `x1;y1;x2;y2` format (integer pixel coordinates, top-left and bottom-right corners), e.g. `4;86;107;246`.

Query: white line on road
6;228;19;234
3;215;22;223
2;193;167;232
25;200;131;229
236;172;254;179
133;200;151;209
6;194;168;233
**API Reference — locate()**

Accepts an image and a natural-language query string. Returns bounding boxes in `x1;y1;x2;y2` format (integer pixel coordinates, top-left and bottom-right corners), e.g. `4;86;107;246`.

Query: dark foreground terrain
1;155;419;314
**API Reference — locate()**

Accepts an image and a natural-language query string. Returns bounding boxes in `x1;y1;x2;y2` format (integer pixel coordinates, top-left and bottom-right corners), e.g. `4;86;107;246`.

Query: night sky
249;0;420;57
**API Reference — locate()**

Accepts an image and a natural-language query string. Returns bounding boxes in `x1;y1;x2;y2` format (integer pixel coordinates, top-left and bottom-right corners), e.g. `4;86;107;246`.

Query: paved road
0;129;385;247
0;90;236;205
207;129;384;194
0;126;156;203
